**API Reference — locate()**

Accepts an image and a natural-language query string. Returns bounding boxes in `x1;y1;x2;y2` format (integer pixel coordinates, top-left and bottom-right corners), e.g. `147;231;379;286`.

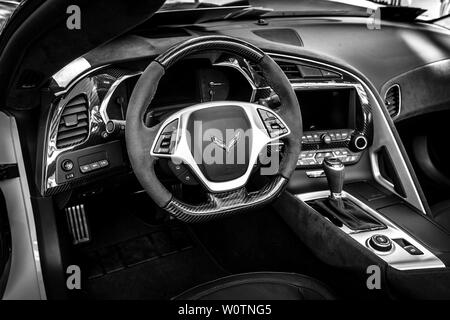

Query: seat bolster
173;272;335;300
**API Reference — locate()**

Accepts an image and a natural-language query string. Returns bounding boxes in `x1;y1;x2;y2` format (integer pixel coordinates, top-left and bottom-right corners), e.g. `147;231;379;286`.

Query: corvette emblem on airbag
211;131;241;152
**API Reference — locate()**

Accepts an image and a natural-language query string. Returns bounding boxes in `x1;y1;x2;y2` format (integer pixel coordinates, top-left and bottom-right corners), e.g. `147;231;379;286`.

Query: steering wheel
125;36;302;223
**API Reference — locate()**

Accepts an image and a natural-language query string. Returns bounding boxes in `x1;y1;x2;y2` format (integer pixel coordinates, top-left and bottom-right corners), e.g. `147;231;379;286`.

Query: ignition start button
368;234;393;252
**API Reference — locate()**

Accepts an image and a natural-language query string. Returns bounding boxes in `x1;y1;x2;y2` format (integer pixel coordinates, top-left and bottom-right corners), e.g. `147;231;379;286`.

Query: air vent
56;95;89;148
384;84;401;119
276;61;302;82
249;59;341;82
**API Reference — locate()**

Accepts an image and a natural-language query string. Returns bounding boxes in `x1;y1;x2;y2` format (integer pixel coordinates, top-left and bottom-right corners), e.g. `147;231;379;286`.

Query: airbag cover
186;105;252;182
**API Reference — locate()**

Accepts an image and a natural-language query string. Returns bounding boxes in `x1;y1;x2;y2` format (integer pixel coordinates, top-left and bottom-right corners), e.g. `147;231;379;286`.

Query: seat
432;200;450;233
173;272;335;300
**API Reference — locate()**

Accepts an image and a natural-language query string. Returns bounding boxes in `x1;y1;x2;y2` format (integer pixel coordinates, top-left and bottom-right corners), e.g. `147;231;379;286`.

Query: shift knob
323;157;345;199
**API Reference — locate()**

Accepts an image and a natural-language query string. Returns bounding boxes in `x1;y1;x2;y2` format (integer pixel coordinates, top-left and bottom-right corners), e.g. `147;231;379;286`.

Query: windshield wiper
263;10;370;19
219;6;273;20
150;2;425;27
150;5;272;26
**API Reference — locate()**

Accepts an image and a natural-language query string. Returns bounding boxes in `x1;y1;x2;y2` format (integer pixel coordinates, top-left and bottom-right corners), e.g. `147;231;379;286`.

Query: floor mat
80;225;227;300
74;193;227;300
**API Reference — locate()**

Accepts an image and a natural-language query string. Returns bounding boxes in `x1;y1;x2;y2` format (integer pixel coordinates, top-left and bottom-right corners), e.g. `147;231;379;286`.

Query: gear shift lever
311;157;384;232
323;157;345;199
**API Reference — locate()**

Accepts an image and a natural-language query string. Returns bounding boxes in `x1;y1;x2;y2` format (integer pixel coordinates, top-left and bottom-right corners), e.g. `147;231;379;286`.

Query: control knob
321;133;332;144
351;134;368;151
61;160;74;172
368;234;393;252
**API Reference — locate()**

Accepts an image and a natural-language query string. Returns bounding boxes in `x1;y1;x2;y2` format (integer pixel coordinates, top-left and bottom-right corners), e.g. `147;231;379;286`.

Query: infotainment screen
296;88;357;131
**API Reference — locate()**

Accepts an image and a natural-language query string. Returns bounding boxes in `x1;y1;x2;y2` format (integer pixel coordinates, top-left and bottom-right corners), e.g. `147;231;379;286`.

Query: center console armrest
379;205;450;254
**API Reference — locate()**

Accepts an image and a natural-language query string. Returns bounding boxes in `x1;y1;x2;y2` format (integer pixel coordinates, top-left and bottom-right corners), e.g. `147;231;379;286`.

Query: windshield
161;0;450;21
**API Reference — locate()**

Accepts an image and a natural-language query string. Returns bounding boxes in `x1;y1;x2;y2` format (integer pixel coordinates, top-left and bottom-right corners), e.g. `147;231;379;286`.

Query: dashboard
32;12;450;201
41;52;374;196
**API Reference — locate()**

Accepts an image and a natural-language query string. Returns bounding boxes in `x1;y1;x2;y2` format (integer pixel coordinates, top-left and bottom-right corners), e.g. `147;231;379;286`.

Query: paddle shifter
323;157;345;199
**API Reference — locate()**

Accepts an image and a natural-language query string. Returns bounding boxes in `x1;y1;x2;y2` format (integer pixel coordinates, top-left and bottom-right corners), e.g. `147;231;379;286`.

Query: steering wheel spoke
151;101;290;193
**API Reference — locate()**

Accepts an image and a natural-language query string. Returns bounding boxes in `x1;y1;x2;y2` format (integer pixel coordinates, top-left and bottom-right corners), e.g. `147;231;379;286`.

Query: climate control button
297;148;360;168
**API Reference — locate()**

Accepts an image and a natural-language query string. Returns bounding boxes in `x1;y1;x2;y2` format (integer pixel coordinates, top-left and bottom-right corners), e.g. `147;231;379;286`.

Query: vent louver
249;59;341;82
276;61;302;81
384;84;401;119
249;61;301;81
56;95;89;148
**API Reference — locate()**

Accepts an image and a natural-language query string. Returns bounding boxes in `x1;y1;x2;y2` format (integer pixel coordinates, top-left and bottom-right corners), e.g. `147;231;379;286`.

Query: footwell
77;224;227;299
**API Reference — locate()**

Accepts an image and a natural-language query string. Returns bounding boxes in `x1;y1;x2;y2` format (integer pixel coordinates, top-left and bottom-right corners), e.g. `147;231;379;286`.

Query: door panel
396;110;450;207
0;111;45;299
0;189;11;298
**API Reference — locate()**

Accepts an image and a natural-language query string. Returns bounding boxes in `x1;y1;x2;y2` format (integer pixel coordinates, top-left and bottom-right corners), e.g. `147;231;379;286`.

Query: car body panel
0;111;45;300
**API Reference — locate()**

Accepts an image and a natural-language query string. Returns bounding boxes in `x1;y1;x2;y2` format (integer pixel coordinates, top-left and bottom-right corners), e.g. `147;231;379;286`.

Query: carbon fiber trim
43;68;130;195
156;36;265;69
356;84;374;146
125;37;300;221
164;175;288;223
291;83;373;152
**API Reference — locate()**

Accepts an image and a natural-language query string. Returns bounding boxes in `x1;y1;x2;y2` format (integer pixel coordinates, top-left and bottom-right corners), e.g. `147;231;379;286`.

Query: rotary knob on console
368;234;393;252
321;133;332;144
350;134;368;151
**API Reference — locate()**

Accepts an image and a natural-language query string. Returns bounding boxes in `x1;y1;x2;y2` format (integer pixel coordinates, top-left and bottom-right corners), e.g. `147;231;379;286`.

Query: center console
296;86;372;168
268;53;450;298
297;157;446;271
